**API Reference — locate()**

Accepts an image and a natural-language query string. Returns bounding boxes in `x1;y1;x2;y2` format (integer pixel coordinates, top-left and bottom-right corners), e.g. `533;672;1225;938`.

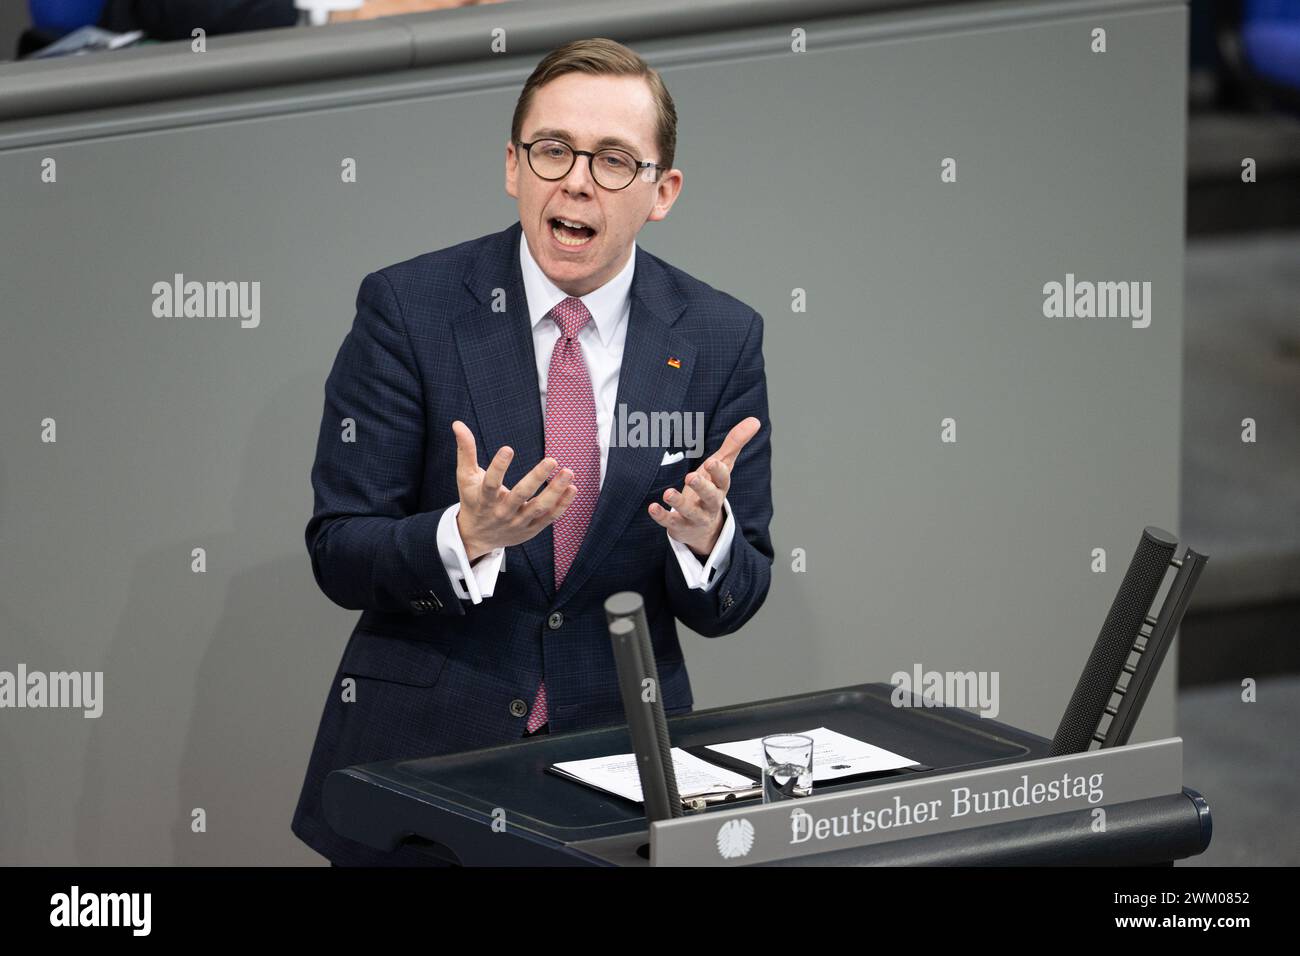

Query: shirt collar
519;227;636;347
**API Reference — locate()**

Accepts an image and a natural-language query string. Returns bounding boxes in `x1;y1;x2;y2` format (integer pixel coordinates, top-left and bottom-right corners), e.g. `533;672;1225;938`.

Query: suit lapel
453;221;554;599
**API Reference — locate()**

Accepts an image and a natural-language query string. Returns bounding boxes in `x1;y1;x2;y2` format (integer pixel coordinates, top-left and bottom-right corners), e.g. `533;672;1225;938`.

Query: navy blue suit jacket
291;220;773;864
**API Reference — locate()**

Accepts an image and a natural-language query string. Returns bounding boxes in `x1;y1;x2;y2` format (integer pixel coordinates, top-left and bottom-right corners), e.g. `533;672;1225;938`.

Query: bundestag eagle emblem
715;818;755;859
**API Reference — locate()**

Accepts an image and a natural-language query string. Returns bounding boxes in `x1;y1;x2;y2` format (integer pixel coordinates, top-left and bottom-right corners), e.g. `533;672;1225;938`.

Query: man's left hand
648;417;761;557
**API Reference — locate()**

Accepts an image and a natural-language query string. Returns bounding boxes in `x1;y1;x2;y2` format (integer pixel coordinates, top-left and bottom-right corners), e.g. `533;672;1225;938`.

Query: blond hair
511;37;677;172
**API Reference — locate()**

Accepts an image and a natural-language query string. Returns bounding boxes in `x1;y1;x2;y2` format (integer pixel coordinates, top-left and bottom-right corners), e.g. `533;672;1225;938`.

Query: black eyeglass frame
516;138;664;190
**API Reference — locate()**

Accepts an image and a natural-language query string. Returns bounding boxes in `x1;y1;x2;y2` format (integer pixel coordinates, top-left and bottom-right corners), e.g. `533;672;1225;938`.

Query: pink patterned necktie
526;296;601;733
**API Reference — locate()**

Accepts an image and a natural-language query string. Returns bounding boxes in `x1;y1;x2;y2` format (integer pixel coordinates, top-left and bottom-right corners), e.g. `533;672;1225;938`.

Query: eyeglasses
516;138;662;191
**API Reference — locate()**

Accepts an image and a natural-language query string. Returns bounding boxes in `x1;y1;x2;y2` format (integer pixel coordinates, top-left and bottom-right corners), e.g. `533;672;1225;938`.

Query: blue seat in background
1242;0;1300;91
28;0;108;36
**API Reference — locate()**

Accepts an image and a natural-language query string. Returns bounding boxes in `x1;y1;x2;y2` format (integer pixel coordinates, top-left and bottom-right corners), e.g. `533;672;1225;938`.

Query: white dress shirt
435;230;737;603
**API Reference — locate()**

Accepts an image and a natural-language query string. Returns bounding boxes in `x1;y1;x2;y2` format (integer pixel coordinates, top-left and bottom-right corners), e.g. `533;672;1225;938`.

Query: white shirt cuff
437;502;505;604
668;498;736;592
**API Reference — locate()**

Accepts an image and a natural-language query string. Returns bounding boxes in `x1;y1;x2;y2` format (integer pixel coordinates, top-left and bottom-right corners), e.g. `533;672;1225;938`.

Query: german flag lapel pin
667;356;682;369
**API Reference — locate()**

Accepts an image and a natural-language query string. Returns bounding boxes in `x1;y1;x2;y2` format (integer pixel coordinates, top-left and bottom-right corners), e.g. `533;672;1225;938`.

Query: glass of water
761;733;814;803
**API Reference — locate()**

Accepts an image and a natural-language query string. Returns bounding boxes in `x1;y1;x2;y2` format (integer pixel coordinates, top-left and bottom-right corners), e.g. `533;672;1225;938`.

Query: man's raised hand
452;420;577;561
648;417;761;557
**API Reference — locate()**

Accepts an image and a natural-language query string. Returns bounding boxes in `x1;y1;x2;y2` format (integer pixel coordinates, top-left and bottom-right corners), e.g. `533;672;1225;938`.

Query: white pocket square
659;450;685;466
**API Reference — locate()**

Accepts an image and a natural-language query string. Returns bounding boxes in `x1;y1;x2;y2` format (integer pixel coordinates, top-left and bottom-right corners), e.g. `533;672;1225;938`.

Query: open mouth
550;216;597;247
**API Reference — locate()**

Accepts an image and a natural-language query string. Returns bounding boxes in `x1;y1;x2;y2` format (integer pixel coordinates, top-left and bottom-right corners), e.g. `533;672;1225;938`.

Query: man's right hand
452;420;577;561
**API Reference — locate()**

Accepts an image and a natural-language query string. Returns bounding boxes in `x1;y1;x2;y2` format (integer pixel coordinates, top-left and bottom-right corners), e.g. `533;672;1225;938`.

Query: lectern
323;527;1211;865
323;683;1210;866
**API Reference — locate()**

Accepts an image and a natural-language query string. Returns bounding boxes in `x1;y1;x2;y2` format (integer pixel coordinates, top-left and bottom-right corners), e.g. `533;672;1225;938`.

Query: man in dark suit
292;37;773;865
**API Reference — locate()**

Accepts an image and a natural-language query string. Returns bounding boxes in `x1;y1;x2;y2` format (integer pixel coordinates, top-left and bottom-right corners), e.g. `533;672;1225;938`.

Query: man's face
506;72;683;298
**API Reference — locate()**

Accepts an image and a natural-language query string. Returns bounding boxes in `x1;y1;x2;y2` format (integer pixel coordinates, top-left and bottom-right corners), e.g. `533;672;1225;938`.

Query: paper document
552;748;756;804
705;727;919;781
29;27;144;59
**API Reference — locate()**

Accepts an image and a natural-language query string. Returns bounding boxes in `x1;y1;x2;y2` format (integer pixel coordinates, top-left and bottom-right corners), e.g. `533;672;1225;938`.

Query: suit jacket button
547;611;564;630
509;698;528;718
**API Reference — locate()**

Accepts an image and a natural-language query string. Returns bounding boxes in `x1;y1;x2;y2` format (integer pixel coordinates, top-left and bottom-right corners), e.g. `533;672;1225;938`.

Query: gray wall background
0;0;1188;864
0;5;27;64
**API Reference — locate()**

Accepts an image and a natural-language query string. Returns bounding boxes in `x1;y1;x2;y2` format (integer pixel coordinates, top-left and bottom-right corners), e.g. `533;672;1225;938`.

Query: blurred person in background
328;0;508;21
96;0;296;38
